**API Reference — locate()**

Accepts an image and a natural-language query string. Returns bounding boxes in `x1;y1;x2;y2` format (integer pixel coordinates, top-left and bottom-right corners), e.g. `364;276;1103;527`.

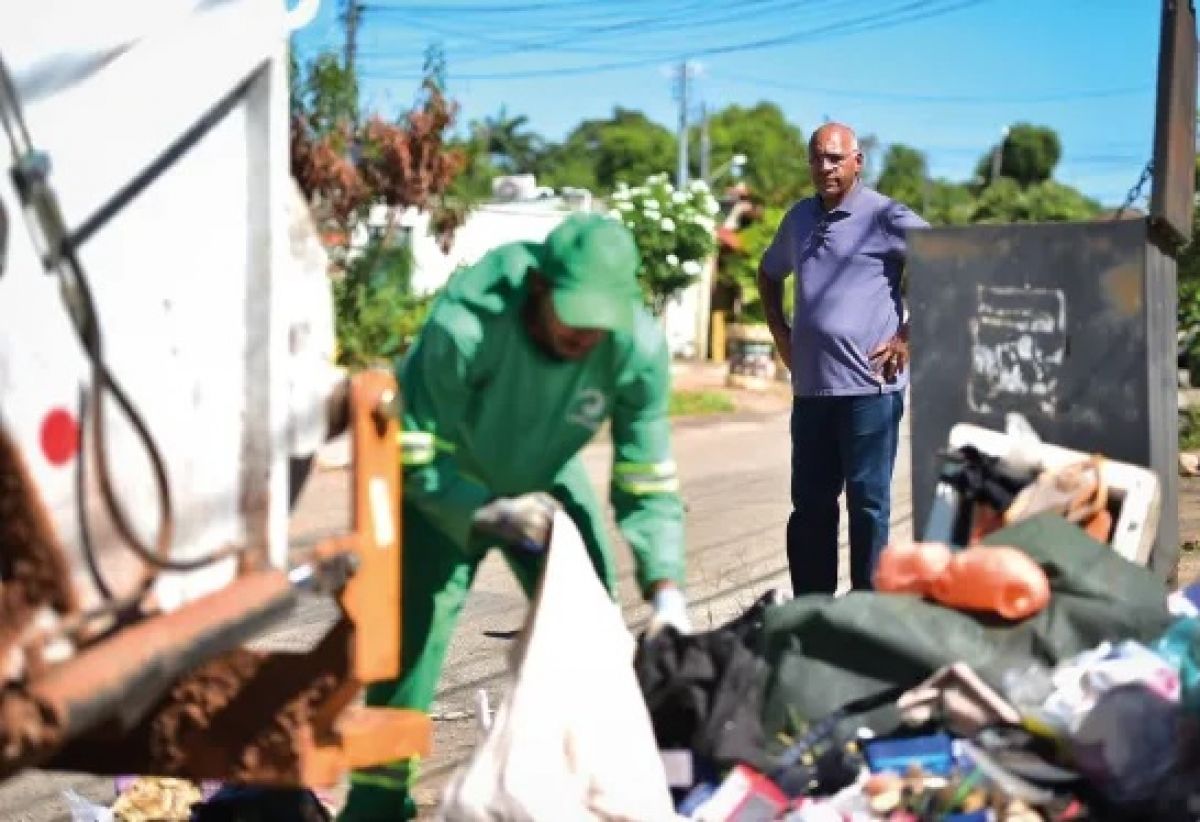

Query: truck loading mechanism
0;0;429;787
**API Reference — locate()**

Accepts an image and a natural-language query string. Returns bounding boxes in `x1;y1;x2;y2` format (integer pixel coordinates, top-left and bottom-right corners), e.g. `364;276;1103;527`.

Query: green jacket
397;242;685;592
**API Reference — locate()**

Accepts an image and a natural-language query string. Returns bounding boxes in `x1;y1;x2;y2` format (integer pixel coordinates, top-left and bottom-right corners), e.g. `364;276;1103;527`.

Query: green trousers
339;460;617;821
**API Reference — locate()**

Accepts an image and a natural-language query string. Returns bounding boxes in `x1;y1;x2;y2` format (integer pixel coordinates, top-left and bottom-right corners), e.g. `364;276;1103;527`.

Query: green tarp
759;514;1173;739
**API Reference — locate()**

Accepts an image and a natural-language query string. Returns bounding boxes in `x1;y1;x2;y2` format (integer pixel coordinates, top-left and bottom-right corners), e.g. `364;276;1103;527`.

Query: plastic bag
438;512;675;821
1153;617;1200;712
1004;413;1044;473
1070;684;1182;804
63;790;114;822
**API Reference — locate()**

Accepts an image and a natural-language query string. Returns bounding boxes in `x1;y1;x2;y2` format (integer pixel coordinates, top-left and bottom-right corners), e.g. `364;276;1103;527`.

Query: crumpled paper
110;777;203;821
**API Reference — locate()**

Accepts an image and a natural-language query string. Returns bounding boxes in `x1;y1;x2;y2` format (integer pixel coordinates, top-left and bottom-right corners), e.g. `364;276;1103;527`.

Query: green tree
1002;123;1062;185
1180;159;1200;284
537;108;675;192
925;179;975;225
293;52;358;142
718;206;786;322
1174;155;1200;381
976;123;1062;187
533;143;601;191
1183;214;1200;284
969;177;1099;223
473;106;543;173
446;133;500;201
290;48;466;367
700;102;811;206
1023;180;1102;222
333;242;434;367
876;144;928;211
448;106;543;202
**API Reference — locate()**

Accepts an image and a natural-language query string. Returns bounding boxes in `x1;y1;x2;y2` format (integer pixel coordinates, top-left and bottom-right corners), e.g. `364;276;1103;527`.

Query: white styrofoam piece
946;423;1160;566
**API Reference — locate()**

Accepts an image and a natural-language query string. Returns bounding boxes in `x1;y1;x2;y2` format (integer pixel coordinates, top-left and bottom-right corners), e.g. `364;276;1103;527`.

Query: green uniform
340;236;685;820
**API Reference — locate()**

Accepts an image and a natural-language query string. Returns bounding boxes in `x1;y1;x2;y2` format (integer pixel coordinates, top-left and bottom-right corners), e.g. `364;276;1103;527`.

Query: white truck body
0;0;334;619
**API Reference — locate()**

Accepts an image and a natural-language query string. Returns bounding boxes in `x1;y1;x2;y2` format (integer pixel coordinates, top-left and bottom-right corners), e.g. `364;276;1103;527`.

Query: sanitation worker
340;212;691;821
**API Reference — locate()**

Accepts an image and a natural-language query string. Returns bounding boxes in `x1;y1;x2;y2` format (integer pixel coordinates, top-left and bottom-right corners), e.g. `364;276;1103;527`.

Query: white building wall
399;202;576;296
396;199;707;359
664;282;701;359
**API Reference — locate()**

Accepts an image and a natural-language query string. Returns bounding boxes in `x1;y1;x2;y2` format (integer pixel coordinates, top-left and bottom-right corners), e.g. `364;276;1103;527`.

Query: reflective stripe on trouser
348;758;420;792
613;459;679;495
341;759;419;821
338;460;616;821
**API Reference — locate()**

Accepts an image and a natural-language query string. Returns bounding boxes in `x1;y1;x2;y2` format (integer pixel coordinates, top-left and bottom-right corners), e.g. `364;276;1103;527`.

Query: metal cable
1113;159;1154;219
75;386;115;600
0;55;246;576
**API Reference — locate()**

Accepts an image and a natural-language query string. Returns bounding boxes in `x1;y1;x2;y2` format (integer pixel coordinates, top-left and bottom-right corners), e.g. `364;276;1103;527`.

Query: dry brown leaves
291;81;467;248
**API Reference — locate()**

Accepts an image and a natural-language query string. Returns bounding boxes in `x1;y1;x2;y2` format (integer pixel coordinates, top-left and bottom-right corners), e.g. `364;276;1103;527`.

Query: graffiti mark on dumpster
968;286;1067;417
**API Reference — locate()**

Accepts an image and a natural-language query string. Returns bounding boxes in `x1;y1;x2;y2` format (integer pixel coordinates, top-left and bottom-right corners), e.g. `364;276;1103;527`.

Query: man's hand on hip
472;492;561;553
869;330;909;383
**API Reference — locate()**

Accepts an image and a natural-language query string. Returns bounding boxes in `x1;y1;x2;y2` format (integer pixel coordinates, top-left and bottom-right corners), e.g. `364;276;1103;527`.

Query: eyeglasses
809;152;858;169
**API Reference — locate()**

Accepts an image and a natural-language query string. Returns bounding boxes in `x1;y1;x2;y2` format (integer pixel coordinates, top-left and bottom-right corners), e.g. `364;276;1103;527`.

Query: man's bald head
809;122;859;154
808;122;863;209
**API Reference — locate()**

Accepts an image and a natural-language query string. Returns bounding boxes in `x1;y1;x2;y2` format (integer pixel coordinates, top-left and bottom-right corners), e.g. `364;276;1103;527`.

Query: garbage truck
0;0;430;787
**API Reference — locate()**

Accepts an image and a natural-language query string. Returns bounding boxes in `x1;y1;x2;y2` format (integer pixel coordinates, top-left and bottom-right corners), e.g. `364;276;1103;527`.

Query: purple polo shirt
761;184;928;397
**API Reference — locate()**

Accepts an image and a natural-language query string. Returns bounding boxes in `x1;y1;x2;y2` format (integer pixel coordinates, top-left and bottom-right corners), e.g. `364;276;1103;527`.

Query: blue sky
293;0;1172;207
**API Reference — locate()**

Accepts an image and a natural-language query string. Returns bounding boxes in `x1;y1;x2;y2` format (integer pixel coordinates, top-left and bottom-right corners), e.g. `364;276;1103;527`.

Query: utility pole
1142;0;1198;577
990;125;1010;185
1149;0;1197;246
699;102;711;185
341;0;362;122
342;0;362;77
674;60;691;189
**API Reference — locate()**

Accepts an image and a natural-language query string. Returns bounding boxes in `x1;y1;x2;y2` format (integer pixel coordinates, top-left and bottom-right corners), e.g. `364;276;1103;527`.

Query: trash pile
68;421;1200;822
109;778;206;821
633;438;1200;822
63;778;212;822
64;778;336;821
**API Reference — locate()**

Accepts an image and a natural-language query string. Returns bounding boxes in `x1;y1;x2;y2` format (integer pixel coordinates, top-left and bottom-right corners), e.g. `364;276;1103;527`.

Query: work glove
647;585;692;637
471;492;561;554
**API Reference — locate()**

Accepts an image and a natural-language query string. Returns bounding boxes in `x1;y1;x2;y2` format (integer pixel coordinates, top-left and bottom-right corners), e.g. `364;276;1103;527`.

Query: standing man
756;122;928;596
341;213;690;821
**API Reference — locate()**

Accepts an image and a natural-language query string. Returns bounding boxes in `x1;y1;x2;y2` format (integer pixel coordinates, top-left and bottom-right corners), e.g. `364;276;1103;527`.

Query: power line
356;14;669;59
363;0;804;25
353;0;990;81
372;0;797;58
718;74;1155;104
364;0;655;14
358;0;798;65
681;0;988;61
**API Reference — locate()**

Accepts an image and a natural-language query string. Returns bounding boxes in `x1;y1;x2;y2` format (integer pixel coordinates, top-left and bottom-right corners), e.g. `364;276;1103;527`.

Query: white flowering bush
608;174;719;316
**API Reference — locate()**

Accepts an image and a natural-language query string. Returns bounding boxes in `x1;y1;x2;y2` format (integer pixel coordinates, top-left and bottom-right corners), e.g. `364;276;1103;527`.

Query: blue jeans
786;392;904;595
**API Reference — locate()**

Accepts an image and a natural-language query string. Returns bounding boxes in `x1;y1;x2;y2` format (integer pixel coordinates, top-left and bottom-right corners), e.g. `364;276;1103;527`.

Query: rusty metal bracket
0;430;78;685
3;369;428;787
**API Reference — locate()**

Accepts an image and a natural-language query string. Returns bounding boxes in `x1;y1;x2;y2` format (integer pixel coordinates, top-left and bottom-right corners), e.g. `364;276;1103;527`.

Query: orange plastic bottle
929;546;1050;620
873;541;952;595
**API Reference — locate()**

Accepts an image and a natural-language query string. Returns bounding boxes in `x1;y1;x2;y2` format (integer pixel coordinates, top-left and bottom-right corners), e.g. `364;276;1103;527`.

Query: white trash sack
439;511;676;822
62;790;114;822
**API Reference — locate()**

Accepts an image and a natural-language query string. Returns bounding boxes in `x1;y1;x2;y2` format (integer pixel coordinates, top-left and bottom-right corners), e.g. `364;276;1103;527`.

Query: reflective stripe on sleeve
613;459;680;494
398;431;454;466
